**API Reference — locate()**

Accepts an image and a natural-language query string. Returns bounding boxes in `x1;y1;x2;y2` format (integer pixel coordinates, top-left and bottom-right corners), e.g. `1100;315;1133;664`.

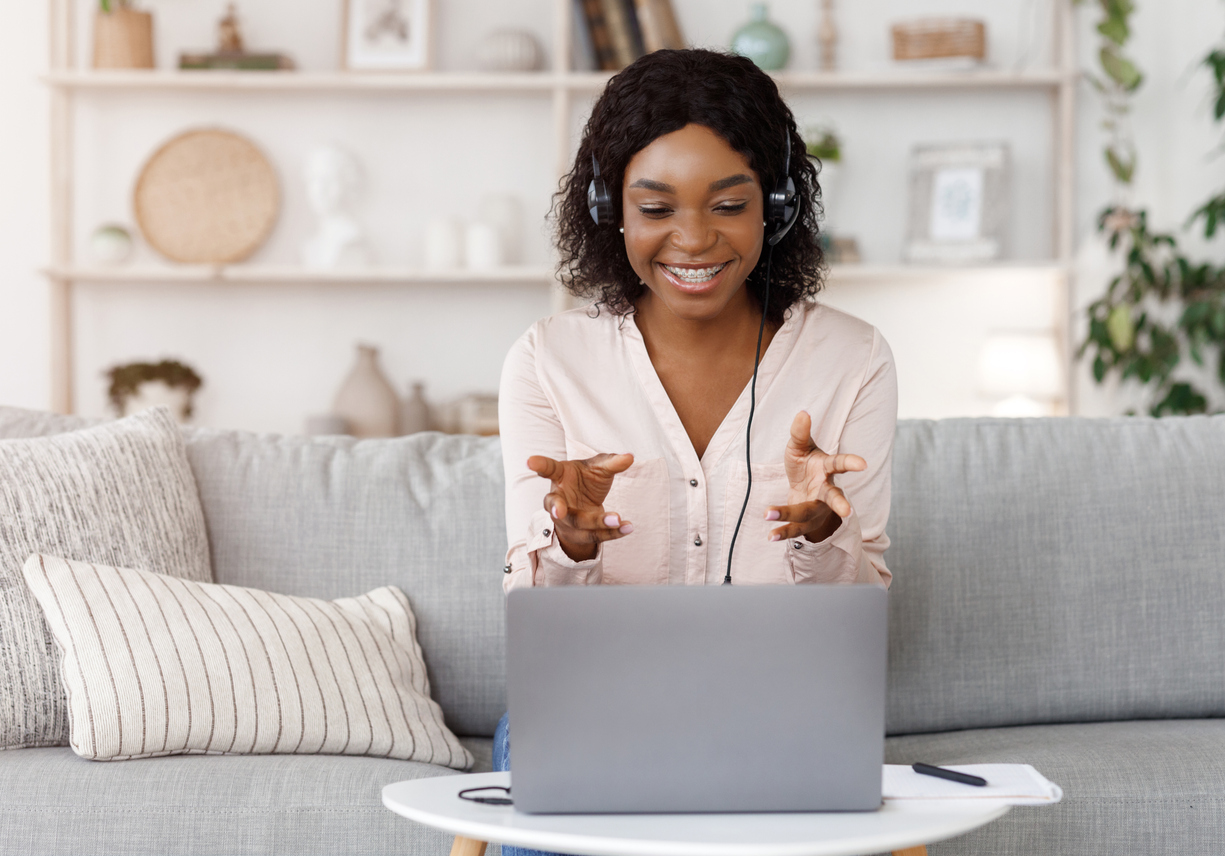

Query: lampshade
977;331;1064;399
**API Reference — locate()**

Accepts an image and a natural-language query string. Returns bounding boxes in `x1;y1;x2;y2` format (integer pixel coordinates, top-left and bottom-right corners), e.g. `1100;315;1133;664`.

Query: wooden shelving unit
44;0;1077;415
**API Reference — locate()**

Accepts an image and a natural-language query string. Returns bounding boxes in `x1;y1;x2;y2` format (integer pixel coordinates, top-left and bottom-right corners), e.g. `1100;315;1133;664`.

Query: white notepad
882;764;1063;805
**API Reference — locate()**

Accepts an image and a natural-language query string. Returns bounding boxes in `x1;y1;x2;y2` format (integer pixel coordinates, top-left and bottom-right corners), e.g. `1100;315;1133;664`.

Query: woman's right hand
527;453;635;562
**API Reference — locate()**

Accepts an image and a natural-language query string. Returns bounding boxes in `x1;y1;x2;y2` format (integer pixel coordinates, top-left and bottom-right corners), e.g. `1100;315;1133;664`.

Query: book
179;52;295;71
633;0;685;52
571;0;598;72
578;0;619;71
599;0;639;69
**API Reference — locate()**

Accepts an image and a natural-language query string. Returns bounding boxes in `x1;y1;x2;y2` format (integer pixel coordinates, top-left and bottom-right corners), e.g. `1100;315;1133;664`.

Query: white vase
465;221;503;270
333;344;399;438
476;29;544;72
400;381;432;435
478;193;524;264
424;218;463;270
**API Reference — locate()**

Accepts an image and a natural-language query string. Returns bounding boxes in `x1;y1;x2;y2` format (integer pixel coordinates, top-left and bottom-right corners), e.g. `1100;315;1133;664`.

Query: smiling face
621;123;765;324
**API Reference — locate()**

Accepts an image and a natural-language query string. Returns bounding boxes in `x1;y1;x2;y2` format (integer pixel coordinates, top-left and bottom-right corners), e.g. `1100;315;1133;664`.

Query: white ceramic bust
302;145;372;268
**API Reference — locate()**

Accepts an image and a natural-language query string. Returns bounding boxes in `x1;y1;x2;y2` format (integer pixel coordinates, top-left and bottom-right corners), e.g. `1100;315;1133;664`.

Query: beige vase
93;8;155;69
333;345;400;438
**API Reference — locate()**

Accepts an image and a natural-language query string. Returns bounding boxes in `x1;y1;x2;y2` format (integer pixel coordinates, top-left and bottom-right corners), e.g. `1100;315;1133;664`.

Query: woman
493;47;896;834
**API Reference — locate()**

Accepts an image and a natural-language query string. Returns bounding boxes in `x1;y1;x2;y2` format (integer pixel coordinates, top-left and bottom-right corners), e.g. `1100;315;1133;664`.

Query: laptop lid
506;584;887;814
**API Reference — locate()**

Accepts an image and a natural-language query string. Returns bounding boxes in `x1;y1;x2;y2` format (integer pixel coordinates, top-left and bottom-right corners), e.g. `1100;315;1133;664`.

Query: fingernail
765;510;780;521
768;533;781;542
551;506;560;519
619;523;634;535
604;514;620;527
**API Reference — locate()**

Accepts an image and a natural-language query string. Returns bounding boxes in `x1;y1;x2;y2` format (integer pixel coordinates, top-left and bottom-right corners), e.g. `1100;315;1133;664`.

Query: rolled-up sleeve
498;325;604;591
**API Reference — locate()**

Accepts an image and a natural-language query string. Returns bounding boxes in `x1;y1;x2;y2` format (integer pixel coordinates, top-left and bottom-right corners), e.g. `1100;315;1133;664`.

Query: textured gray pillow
0;407;212;749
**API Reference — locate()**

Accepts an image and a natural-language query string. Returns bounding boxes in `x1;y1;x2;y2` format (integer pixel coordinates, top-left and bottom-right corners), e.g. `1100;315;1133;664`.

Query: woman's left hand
765;410;867;544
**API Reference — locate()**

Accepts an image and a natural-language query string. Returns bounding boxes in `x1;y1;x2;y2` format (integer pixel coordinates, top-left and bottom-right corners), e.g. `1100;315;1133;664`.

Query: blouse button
689;479;698;487
792;540;804;550
694;535;703;546
503;564;512;574
542;528;552;538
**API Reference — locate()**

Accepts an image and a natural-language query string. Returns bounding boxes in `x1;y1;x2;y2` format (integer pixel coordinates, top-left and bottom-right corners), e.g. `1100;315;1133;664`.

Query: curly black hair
552;48;825;325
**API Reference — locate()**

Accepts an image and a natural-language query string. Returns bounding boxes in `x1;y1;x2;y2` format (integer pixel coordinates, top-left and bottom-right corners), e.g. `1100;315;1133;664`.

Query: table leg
892;847;928;856
449;836;488;856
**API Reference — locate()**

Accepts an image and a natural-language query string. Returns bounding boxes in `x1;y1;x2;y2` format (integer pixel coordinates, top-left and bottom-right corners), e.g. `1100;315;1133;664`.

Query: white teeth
663;263;727;283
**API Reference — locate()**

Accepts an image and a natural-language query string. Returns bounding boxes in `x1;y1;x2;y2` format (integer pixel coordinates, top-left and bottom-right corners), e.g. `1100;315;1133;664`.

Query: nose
668;210;717;256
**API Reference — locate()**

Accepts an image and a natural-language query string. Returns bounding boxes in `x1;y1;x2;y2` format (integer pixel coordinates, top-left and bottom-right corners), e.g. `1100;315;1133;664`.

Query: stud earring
619;227;625;234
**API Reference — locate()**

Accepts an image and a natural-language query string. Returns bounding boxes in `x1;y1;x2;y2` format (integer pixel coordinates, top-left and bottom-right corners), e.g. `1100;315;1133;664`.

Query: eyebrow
627;173;755;193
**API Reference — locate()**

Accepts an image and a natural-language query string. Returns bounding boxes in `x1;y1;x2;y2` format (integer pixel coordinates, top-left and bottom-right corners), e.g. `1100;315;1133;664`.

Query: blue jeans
493;712;568;856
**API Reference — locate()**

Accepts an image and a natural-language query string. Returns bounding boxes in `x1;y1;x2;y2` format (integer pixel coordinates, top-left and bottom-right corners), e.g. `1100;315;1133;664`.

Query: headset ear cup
588;155;614;226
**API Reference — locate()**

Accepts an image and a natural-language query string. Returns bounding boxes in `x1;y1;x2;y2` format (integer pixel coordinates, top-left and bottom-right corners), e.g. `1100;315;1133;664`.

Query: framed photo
906;142;1010;263
342;0;433;72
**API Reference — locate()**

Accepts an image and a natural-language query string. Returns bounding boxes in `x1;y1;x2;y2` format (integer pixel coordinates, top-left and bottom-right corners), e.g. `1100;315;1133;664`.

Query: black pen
912;762;988;787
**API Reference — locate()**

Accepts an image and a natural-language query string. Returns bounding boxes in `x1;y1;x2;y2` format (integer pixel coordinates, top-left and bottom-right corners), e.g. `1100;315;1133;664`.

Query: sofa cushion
23;554;472;768
183;428;509;738
885;416;1225;735
885;719;1225;855
0;747;470;856
0;407;212;750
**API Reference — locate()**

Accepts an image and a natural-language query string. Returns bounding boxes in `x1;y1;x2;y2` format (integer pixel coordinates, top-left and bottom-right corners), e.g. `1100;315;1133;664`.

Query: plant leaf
1100;46;1143;91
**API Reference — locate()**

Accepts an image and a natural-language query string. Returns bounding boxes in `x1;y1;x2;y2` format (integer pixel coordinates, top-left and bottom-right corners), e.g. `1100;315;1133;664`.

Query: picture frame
341;0;433;72
905;141;1010;264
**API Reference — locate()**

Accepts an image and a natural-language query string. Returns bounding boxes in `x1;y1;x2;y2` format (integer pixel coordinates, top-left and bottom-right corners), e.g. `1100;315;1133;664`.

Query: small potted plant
106;359;203;423
804;125;843;226
95;1;155;69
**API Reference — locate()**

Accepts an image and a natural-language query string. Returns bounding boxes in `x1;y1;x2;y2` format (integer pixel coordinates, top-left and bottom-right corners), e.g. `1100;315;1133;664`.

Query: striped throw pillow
22;554;473;769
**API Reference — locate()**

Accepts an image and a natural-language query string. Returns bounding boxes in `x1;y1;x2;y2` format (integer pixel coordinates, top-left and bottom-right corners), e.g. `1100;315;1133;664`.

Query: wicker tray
891;19;986;62
134;128;280;264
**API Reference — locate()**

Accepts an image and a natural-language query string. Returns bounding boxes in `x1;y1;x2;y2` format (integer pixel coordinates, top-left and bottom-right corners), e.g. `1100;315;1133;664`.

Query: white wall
0;2;49;410
2;0;1223;428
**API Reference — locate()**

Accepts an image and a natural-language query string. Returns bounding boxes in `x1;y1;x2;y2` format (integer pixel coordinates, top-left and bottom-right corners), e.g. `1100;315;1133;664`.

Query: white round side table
383;772;1009;856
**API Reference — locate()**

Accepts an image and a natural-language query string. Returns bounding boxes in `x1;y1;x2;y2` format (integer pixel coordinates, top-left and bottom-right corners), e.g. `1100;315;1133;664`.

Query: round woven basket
134;128;280;264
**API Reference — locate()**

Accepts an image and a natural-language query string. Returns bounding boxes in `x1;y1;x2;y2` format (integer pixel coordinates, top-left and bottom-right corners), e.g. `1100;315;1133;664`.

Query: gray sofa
1;405;1222;855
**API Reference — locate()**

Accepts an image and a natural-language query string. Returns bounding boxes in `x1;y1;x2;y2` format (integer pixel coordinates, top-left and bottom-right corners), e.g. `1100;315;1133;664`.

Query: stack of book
574;0;685;71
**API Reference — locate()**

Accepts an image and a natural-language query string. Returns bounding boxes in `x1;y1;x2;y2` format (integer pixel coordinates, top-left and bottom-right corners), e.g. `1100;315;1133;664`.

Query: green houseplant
1077;0;1225;415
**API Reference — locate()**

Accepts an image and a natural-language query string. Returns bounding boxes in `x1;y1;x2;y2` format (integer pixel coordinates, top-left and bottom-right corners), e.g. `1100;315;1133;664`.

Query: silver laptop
505;584;887;814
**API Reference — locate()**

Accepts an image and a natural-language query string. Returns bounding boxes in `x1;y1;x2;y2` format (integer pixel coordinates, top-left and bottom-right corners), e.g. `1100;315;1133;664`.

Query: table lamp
978;331;1064;417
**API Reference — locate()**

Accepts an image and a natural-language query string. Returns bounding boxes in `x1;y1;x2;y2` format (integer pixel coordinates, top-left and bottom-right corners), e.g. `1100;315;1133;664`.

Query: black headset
588;133;801;584
588;137;799;243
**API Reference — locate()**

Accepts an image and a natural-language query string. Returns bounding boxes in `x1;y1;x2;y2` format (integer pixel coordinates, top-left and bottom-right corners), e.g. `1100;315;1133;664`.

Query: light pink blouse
498;299;897;591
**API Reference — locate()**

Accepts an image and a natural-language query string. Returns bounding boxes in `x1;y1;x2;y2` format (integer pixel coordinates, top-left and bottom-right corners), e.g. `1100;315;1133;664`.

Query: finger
566;507;627;531
820;484;853;518
586;452;634;476
823;453;867;476
543;491;568;521
586;523;635;544
764;501;825;524
786;411;816;455
527;455;565;481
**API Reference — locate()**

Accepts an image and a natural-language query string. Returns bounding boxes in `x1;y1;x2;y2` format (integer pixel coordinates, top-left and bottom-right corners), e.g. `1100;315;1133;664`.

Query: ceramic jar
731;3;790;71
476;30;544;72
333;344;399;438
400;381;432;435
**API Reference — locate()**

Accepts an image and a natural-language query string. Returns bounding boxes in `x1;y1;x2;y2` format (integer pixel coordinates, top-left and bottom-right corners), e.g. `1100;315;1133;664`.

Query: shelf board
42;70;564;93
44;264;558;285
43;68;1073;95
45;262;1066;286
826;262;1069;283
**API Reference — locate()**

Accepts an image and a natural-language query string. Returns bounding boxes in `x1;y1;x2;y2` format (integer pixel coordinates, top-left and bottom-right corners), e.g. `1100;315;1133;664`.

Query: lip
656;261;731;295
